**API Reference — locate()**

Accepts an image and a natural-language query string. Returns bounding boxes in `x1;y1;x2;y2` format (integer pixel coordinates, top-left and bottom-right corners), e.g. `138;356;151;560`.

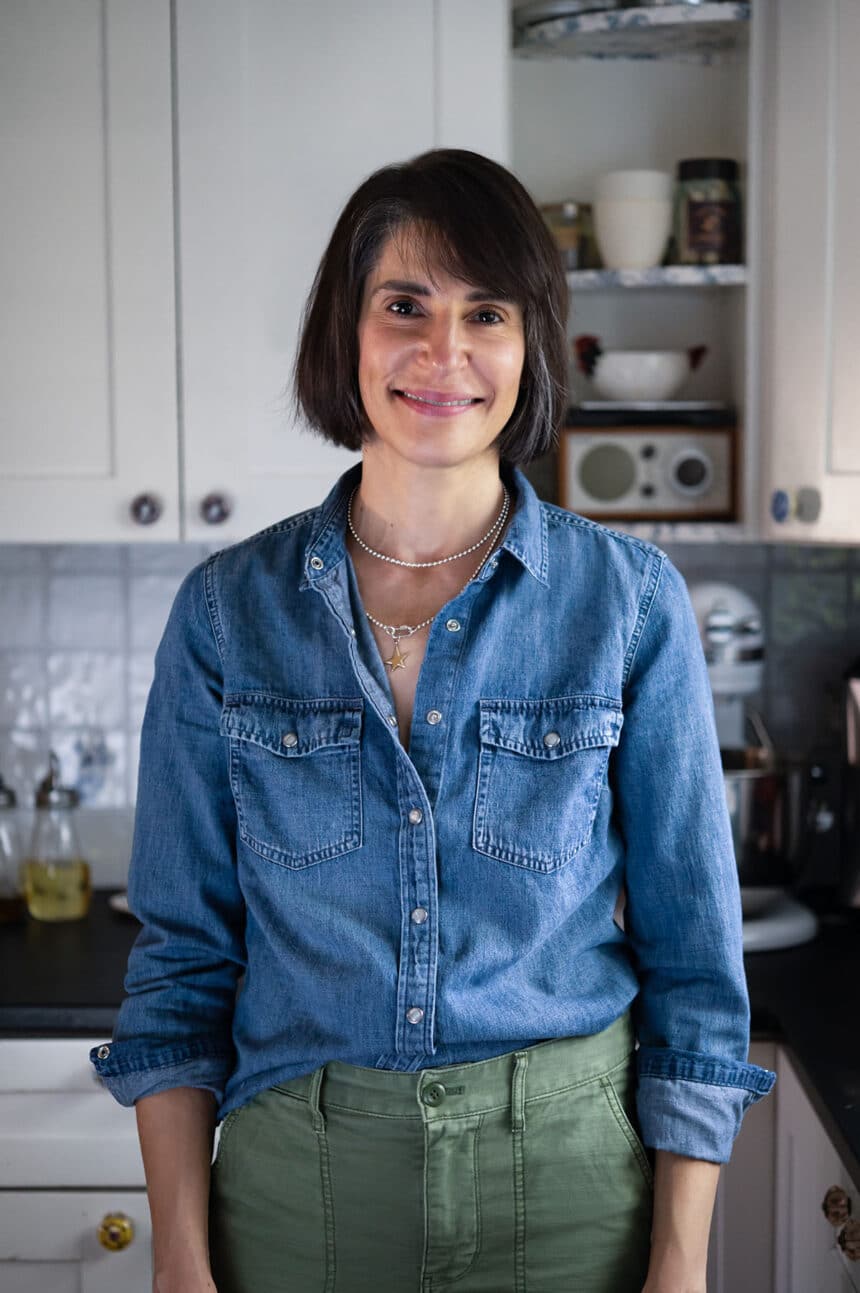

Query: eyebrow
371;278;515;304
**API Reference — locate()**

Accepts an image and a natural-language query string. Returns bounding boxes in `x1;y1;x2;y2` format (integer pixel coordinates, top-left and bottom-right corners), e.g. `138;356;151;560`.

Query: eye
473;308;504;325
387;299;421;317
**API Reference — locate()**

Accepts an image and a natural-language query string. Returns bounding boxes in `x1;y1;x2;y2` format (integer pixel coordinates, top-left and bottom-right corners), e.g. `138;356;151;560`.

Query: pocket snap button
281;732;298;748
543;730;561;748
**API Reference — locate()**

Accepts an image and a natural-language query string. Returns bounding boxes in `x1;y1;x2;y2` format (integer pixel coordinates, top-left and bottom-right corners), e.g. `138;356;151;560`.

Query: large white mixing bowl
590;350;690;402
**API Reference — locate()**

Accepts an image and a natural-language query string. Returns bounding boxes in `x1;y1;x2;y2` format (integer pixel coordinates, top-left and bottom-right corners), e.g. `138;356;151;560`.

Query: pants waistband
272;1009;635;1122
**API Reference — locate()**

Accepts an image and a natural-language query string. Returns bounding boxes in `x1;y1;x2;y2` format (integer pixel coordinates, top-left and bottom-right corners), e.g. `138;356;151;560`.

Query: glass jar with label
23;752;91;922
674;158;742;265
0;773;26;925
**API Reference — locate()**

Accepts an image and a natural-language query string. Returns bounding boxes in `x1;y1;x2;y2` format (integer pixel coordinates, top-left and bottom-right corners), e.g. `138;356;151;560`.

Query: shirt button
406;1007;424;1024
97;1045;111;1060
446;619;461;632
543;730;561;748
388;715;398;727
426;710;442;725
281;732;299;748
350;628;356;637
408;808;423;824
309;555;324;570
411;907;428;924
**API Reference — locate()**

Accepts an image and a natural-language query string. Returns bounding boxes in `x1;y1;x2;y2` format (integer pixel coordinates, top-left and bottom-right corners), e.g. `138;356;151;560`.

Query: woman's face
356;229;526;472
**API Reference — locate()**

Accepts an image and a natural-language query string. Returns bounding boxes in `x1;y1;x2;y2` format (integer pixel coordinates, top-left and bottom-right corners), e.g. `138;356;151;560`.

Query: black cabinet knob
129;493;163;526
200;493;232;525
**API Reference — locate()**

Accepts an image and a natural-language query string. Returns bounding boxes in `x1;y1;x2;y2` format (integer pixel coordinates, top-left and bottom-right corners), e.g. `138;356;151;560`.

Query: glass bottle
22;752;91;922
0;773;26;925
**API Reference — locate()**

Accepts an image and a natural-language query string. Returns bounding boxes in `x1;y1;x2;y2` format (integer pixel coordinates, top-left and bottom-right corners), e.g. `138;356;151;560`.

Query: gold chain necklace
346;484;510;671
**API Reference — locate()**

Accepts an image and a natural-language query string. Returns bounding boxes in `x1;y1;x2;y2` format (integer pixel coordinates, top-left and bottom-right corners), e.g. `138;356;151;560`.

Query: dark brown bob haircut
291;148;568;468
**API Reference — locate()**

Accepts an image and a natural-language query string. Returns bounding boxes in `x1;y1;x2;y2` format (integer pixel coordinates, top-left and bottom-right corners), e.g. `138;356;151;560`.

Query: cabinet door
0;1;179;542
176;0;510;542
0;1190;151;1292
760;0;860;542
774;1046;860;1292
705;1041;777;1293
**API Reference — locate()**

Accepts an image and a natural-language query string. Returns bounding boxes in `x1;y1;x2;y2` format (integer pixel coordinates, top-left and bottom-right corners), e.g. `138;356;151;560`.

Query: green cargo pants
208;1008;654;1292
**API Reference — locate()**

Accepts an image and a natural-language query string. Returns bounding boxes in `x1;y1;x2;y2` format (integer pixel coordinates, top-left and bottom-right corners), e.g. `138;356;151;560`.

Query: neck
349;450;510;565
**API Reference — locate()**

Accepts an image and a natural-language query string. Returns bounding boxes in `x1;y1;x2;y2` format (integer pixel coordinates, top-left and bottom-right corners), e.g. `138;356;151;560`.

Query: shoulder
539;498;669;589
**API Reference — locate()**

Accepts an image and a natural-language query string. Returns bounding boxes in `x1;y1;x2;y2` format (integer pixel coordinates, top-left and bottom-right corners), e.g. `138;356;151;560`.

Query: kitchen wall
1;452;858;888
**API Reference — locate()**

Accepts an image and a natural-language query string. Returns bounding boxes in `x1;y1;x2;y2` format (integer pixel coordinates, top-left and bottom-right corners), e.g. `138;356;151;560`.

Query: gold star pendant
384;642;410;671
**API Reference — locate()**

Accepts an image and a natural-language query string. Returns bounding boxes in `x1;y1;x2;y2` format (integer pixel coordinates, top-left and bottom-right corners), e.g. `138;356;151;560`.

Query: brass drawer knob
822;1185;852;1227
838;1218;860;1262
98;1211;135;1251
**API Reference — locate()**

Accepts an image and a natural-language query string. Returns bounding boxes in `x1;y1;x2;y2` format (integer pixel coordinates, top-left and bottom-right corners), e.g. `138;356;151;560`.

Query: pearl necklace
346;483;510;671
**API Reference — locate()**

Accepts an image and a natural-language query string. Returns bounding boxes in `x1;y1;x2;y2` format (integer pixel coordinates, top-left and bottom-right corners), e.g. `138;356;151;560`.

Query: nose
418;311;469;371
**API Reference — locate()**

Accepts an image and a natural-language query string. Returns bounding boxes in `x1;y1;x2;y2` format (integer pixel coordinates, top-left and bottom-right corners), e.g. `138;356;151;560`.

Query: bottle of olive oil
0;772;26;925
23;752;91;922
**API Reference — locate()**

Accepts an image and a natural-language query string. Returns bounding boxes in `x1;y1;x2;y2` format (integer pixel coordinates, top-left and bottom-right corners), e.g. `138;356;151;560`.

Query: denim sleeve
89;556;244;1106
611;551;777;1164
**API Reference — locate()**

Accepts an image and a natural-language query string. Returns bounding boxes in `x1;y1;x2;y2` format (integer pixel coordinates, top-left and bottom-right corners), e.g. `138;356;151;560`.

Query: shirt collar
300;458;549;590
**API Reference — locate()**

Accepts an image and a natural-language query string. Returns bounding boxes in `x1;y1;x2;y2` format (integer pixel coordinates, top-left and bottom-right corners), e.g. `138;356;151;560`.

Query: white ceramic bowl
589;350;690;402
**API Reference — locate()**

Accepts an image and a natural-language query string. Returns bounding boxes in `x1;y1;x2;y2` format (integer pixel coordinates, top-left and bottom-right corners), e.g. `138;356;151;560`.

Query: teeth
400;391;475;407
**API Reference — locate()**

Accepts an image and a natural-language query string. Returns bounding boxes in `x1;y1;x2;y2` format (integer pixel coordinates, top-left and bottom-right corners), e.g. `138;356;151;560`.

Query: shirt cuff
89;1036;234;1108
635;1046;777;1163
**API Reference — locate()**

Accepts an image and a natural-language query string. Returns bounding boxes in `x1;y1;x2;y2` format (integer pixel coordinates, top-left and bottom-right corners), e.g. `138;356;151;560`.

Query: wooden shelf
568;264;748;290
513;3;751;65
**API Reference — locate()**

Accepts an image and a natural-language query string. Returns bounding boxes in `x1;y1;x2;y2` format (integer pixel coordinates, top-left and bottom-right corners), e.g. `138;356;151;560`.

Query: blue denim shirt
91;458;776;1162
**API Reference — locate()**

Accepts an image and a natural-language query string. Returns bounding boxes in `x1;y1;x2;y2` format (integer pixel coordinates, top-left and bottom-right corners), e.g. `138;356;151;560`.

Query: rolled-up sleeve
610;551;776;1163
90;556;244;1106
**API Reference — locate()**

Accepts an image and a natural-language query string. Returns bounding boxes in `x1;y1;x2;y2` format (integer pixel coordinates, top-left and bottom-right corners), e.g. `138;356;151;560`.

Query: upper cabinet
0;1;179;542
0;0;509;543
176;0;509;542
759;0;860;544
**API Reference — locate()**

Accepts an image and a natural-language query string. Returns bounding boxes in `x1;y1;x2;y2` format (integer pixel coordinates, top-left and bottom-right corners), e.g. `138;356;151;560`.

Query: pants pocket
599;1061;655;1192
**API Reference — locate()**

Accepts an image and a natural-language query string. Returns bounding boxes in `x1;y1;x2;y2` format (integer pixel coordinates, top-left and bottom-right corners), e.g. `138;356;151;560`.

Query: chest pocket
220;695;363;869
472;695;623;874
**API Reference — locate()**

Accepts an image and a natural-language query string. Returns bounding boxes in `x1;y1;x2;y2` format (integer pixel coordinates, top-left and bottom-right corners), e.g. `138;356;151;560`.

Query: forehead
367;230;460;289
365;229;515;303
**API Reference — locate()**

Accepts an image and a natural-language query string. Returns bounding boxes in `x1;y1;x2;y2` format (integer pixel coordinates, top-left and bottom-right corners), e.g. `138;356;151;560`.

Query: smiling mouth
392;389;484;408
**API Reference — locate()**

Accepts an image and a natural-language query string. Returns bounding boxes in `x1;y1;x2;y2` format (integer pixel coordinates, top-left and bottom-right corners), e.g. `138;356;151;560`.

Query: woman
92;149;776;1293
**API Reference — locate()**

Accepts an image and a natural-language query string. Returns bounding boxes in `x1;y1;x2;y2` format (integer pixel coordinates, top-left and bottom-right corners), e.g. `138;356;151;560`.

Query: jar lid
0;774;16;810
677;158;739;182
34;751;79;809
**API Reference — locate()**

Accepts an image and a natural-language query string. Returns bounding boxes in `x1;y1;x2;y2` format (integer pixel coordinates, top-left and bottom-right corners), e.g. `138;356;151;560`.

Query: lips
392;387;484;407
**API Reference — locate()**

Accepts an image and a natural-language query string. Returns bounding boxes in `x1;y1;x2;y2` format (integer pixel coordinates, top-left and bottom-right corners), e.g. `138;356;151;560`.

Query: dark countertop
2;887;859;1187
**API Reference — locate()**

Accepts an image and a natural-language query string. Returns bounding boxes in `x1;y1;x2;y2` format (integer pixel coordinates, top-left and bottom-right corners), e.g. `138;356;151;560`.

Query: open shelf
568;264;747;290
513;3;751;64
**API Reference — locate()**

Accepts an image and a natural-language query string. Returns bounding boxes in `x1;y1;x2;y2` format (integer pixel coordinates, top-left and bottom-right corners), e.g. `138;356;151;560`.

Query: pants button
422;1081;446;1106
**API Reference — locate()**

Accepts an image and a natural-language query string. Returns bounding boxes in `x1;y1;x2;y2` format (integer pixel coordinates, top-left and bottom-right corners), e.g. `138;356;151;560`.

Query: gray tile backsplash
1;517;859;889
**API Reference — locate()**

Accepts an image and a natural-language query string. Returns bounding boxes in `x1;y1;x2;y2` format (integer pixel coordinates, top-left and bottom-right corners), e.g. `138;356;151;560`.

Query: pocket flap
479;696;623;759
220;695;363;757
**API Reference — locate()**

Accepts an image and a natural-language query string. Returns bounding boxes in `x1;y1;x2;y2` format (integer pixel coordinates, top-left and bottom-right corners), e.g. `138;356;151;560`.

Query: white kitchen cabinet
0;0;510;544
0;1037;152;1290
0;0;179;543
759;0;860;543
773;1045;860;1292
705;1040;778;1293
704;1040;860;1293
175;0;511;542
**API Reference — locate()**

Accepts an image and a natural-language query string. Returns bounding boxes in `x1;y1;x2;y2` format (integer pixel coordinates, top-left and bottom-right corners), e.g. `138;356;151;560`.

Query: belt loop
511;1050;529;1134
308;1064;327;1136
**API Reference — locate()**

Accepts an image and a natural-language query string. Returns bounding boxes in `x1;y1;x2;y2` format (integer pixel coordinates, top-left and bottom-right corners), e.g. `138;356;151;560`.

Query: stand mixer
687;581;821;952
